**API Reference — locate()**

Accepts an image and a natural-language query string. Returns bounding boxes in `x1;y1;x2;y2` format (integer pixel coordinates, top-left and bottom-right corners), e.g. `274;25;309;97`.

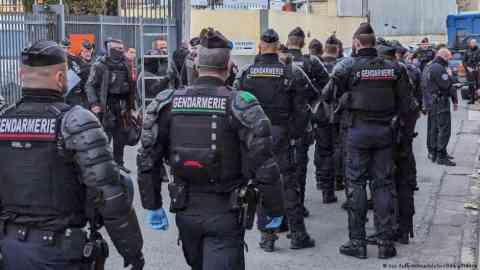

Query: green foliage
23;0;118;15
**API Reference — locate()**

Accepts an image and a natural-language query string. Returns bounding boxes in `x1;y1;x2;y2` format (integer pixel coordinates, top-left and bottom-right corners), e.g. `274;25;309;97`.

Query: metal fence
65;15;177;57
191;0;270;10
0;13;177;106
0;13;57;105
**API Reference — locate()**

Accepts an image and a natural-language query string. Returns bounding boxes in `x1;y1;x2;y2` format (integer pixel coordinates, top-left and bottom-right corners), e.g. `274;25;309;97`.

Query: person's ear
56;70;67;92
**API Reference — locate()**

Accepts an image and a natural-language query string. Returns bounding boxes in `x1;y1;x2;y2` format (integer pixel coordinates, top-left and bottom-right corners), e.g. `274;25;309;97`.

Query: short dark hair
325;44;338;55
197;47;230;70
357;34;376;47
287;36;305;48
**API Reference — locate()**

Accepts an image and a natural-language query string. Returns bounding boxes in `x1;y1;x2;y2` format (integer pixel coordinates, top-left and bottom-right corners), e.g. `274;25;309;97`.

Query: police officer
311;35;341;203
287;27;329;216
0;40;144;270
308;39;323;59
329;23;415;259
86;38;136;172
235;29;316;252
463;38;480;104
423;48;458;166
137;29;284;270
66;40;95;108
414;38;436;72
368;39;420;246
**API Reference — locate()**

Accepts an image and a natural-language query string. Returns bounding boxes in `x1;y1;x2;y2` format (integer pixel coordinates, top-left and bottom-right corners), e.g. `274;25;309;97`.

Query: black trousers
257;126;306;233
0;233;89;270
314;122;335;191
467;69;479;102
427;98;452;159
345;120;395;241
176;193;245;270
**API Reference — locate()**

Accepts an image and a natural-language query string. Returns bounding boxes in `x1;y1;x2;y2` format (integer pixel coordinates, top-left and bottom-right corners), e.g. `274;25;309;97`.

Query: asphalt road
105;104;468;270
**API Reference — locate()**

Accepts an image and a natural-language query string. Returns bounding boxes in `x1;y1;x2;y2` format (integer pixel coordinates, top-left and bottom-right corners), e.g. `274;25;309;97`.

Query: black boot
290;232;315;249
378;240;397;259
339;240;367;259
322;190;338;204
335;176;345;191
259;231;278;252
437;158;456;166
303;206;310;218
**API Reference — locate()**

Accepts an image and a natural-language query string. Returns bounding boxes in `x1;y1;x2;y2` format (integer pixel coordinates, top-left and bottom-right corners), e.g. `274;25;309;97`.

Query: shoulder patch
441;74;449;81
239;91;257;103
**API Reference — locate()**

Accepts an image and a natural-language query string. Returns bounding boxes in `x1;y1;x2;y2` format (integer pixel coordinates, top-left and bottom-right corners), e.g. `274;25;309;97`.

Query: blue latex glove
147;208;169;231
265;216;284;229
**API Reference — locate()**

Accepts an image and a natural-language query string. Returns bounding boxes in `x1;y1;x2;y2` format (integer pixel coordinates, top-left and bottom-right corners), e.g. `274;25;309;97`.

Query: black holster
230;185;259;230
168;182;188;213
83;231;109;270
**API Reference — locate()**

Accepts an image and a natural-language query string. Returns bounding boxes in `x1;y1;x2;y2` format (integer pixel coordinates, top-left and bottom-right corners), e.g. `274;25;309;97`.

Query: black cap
200;29;232;49
288;27;305;39
81;40;94;50
353;23;375;38
309;39;323;50
376;38;396;57
261;28;279;43
190;37;201;47
22;40;67;67
421;37;429;43
326;35;340;46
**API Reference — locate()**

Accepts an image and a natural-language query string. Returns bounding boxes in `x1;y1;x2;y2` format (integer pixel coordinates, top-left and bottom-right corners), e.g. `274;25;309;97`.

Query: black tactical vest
242;62;293;126
169;87;243;193
108;62;131;95
0;101;85;223
292;54;312;77
349;57;397;116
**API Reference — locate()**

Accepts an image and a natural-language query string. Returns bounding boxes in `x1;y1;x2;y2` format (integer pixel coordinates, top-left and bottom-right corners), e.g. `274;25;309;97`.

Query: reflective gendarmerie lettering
357;69;396;81
293;61;305;68
0;117;57;141
172;95;227;114
248;67;284;78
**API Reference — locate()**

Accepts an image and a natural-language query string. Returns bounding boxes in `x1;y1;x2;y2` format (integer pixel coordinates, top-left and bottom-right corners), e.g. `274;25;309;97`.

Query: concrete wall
191;3;364;57
269;10;364;48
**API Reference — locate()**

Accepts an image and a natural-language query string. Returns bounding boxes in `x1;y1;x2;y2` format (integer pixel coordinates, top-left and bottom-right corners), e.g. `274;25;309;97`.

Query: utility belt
168;181;258;230
0;223;108;264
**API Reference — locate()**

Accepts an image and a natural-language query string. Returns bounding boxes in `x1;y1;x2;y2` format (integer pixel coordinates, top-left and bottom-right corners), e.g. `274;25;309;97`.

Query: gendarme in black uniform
85;39;136;169
137;30;284;270
235;29;316;252
0;40;144;270
328;24;415;259
287;27;329;216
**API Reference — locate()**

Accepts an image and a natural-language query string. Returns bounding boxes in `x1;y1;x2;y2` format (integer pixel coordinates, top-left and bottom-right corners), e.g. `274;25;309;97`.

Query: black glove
124;253;145;270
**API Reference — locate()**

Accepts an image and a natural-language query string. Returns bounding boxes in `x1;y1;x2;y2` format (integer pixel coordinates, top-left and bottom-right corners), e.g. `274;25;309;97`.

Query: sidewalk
425;105;480;269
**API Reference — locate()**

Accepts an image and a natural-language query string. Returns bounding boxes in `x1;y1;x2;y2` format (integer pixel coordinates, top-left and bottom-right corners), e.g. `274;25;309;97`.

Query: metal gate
0;12;57;106
0;0;179;107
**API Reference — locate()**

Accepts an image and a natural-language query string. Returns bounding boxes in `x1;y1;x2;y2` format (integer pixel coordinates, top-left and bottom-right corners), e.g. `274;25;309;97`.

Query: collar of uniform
433;56;448;67
287;48;302;56
355;48;378;57
22;88;64;102
257;53;279;63
193;76;226;87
